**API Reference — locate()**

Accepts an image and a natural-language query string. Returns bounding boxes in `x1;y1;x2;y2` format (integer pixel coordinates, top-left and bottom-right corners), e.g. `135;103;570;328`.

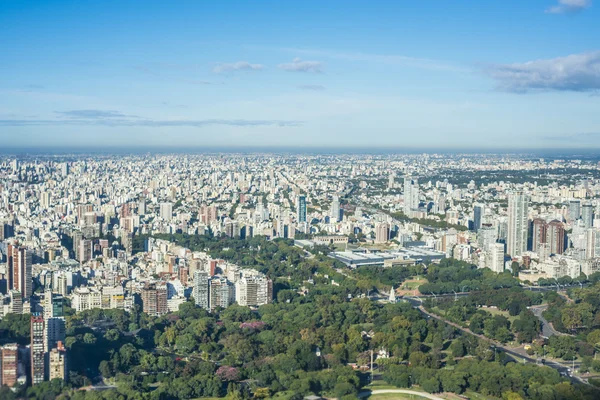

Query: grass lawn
481;307;517;322
463;390;498;400
367;394;432;400
402;279;427;290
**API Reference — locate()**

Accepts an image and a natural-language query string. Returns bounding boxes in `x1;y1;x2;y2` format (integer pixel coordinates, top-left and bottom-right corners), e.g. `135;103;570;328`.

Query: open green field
481;307;517;322
402;279;427;290
367;394;432;400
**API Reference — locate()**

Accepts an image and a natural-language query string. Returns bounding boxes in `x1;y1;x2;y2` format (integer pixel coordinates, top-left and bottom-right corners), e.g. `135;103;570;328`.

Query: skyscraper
582;202;594;228
531;218;547;253
31;314;45;385
375;222;390;243
403;177;419;216
490;243;506;273
473;204;483;232
569;200;581;223
193;271;210;311
7;245;32;298
507;192;528;257
547;220;565;255
297;195;307;223
330;195;340;222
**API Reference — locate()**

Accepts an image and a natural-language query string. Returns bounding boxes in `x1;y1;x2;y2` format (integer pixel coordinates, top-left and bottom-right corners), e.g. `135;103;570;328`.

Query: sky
1;0;599;150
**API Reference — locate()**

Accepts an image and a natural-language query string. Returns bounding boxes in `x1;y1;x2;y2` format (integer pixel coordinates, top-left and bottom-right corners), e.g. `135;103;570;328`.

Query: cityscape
1;152;600;399
2;1;600;400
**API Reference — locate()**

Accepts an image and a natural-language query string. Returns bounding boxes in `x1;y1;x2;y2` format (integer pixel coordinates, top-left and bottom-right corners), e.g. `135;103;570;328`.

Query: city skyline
2;0;600;149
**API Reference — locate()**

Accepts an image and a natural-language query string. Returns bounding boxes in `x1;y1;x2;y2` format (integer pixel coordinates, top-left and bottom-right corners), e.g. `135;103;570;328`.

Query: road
529;304;570;338
402;296;586;385
358;389;444;400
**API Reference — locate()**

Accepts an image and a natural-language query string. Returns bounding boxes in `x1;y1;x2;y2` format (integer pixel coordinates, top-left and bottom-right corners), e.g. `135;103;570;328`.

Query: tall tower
473;204;483;232
581;202;594;228
507;192;528;257
403;177;419;216
330;195;340;222
30;314;45;385
531;218;547;254
547;220;565;255
193;271;210;311
7;245;32;298
297;195;307;223
569;200;581;223
375;222;390;243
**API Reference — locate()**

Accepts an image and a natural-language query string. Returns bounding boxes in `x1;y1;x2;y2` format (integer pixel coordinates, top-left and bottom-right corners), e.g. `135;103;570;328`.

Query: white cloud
213;61;264;73
278;47;467;72
484;50;600;92
546;0;592;14
277;58;324;73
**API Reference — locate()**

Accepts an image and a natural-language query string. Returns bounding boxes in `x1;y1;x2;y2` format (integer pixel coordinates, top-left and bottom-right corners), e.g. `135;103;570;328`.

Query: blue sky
1;0;599;149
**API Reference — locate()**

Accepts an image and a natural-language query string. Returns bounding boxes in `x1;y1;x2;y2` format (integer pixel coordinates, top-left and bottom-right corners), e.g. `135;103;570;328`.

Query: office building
507;192;528;257
375;222;390;243
71;287;102;312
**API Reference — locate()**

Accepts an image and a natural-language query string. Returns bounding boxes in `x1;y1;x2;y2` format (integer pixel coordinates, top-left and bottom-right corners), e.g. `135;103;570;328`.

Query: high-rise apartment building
403;177;419;216
159;202;173;221
582;202;594;228
507;192;528;257
7;245;32;298
330;195;340;222
0;343;19;387
478;225;498;251
532;218;547;253
31;314;45;385
569;200;581;223
209;278;234;311
48;342;67;381
40;192;51;210
141;283;168;316
235;275;272;307
547;220;565;255
490;243;505;273
473;204;483;232
297;195;307;223
193;271;210;311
